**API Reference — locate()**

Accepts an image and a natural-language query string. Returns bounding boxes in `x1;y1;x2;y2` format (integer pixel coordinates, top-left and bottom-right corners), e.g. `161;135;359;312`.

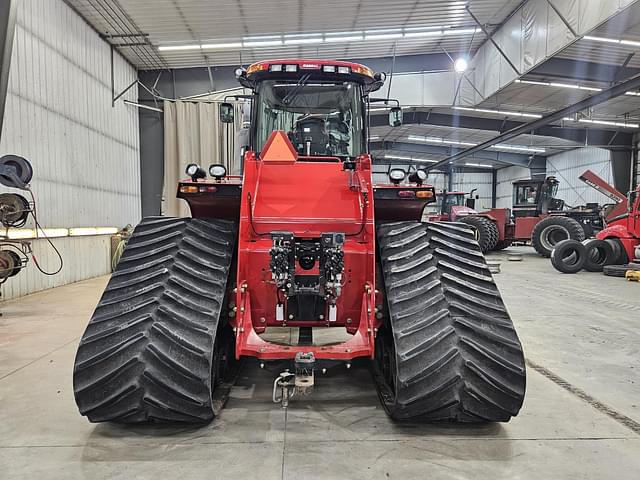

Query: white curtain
162;100;243;217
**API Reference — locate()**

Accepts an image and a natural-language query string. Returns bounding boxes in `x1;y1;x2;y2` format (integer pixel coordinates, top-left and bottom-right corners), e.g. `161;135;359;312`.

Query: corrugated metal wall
0;0;140;300
546;147;614;207
451;171;493;210
496;166;531;208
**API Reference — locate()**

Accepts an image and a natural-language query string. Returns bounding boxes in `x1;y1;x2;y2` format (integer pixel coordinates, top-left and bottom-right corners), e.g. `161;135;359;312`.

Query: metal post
110;45;115;107
0;0;17;142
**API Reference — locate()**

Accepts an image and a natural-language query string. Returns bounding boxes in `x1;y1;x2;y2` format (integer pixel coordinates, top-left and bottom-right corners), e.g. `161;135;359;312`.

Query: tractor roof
242;59;383;92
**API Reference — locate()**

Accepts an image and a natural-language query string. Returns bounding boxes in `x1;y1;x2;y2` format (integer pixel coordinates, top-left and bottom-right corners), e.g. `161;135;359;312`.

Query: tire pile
550;237;640;276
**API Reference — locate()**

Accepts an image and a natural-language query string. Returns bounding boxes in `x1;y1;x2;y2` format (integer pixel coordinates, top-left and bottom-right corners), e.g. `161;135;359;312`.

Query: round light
186;163;199;176
209;164;227;179
408;169;428;184
235;67;246;78
389;169;406;184
454;57;468;73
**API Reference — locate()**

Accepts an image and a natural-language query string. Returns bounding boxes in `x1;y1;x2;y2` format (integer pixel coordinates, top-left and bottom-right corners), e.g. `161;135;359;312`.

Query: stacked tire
551;237;630;274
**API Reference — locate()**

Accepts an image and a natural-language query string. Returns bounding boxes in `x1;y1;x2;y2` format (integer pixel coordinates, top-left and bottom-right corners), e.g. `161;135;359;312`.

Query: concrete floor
1;246;639;479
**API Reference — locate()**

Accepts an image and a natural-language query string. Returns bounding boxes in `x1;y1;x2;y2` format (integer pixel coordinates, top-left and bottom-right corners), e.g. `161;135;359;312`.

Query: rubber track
376;221;526;422
73;217;236;423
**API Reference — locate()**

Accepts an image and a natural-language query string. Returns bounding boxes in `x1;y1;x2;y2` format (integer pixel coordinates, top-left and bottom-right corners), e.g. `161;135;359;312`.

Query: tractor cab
512;176;563;217
232;59;385;161
425;190;478;221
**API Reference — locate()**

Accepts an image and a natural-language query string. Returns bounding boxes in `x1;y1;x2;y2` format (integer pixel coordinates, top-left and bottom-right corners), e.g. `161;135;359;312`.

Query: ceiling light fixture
516;78;640;97
465;162;493;168
452;106;543;118
157;25;482;52
454;57;468;73
384;154;438;163
584;35;640;48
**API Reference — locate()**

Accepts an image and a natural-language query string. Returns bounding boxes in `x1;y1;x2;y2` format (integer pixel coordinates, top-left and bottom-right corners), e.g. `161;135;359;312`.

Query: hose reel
0;155;33;190
0;193;31;227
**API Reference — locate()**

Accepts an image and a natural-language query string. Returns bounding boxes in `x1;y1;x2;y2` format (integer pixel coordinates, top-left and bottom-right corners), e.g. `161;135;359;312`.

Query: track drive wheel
458;216;499;253
375;221;526;422
73;217;237;423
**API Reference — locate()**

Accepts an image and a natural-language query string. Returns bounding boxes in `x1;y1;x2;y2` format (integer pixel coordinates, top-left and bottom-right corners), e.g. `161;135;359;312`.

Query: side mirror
465;198;476;209
219;103;235;123
389;107;402;127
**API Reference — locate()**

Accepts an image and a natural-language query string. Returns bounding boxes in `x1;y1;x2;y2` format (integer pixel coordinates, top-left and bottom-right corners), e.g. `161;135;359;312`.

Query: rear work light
416;190;433;199
285;64;298;72
397;190;416;198
270;64;283;72
337;66;351;74
322;65;337;73
180;186;199;194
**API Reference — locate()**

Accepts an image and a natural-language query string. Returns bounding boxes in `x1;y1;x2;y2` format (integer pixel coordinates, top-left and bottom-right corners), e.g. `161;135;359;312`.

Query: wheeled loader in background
73;59;526;424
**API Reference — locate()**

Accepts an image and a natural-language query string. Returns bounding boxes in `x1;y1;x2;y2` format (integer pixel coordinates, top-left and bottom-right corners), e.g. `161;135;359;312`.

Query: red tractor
424;189;511;252
72;59;525;424
426;171;624;257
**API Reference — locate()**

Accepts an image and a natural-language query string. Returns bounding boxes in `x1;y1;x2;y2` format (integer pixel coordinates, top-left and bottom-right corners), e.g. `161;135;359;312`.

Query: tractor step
73;217;237;423
374;220;526;422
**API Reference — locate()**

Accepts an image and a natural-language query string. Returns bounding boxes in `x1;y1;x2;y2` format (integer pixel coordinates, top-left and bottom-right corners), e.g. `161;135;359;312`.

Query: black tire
603;263;640;277
550;239;587;274
604;238;628;265
493;239;513;251
73;217;237;424
458;216;499;253
582;239;615;272
532;216;585;257
374;221;526;422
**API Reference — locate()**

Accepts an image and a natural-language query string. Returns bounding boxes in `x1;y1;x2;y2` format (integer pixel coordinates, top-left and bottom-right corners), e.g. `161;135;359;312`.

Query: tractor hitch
272;352;316;407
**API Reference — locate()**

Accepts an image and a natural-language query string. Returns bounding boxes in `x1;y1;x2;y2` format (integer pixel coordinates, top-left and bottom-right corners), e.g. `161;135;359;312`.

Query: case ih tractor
426;171;623;257
73;59;526;424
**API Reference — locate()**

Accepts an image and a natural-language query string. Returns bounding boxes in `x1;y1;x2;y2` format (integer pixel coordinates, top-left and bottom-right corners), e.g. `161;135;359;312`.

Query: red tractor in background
425;171;626;257
72;59;526;425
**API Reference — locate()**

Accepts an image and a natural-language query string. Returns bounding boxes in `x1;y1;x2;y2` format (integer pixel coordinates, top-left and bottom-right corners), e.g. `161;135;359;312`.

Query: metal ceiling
65;0;522;69
64;0;640;171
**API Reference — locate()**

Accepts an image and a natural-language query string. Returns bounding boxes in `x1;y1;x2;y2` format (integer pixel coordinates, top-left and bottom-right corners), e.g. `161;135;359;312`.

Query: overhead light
584;35;640;48
403;29;444;38
201;42;243;50
578;118;639;129
158;25;482;53
369;135;380;140
364;29;403;41
516;78;640;97
408;135;477;147
454;57;468;73
408;135;545;153
444;28;479;35
493;144;545;153
243;39;283;47
283;34;323;45
465;162;493;168
325;32;364;43
452;106;542;119
158;44;201;51
384;154;438;163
